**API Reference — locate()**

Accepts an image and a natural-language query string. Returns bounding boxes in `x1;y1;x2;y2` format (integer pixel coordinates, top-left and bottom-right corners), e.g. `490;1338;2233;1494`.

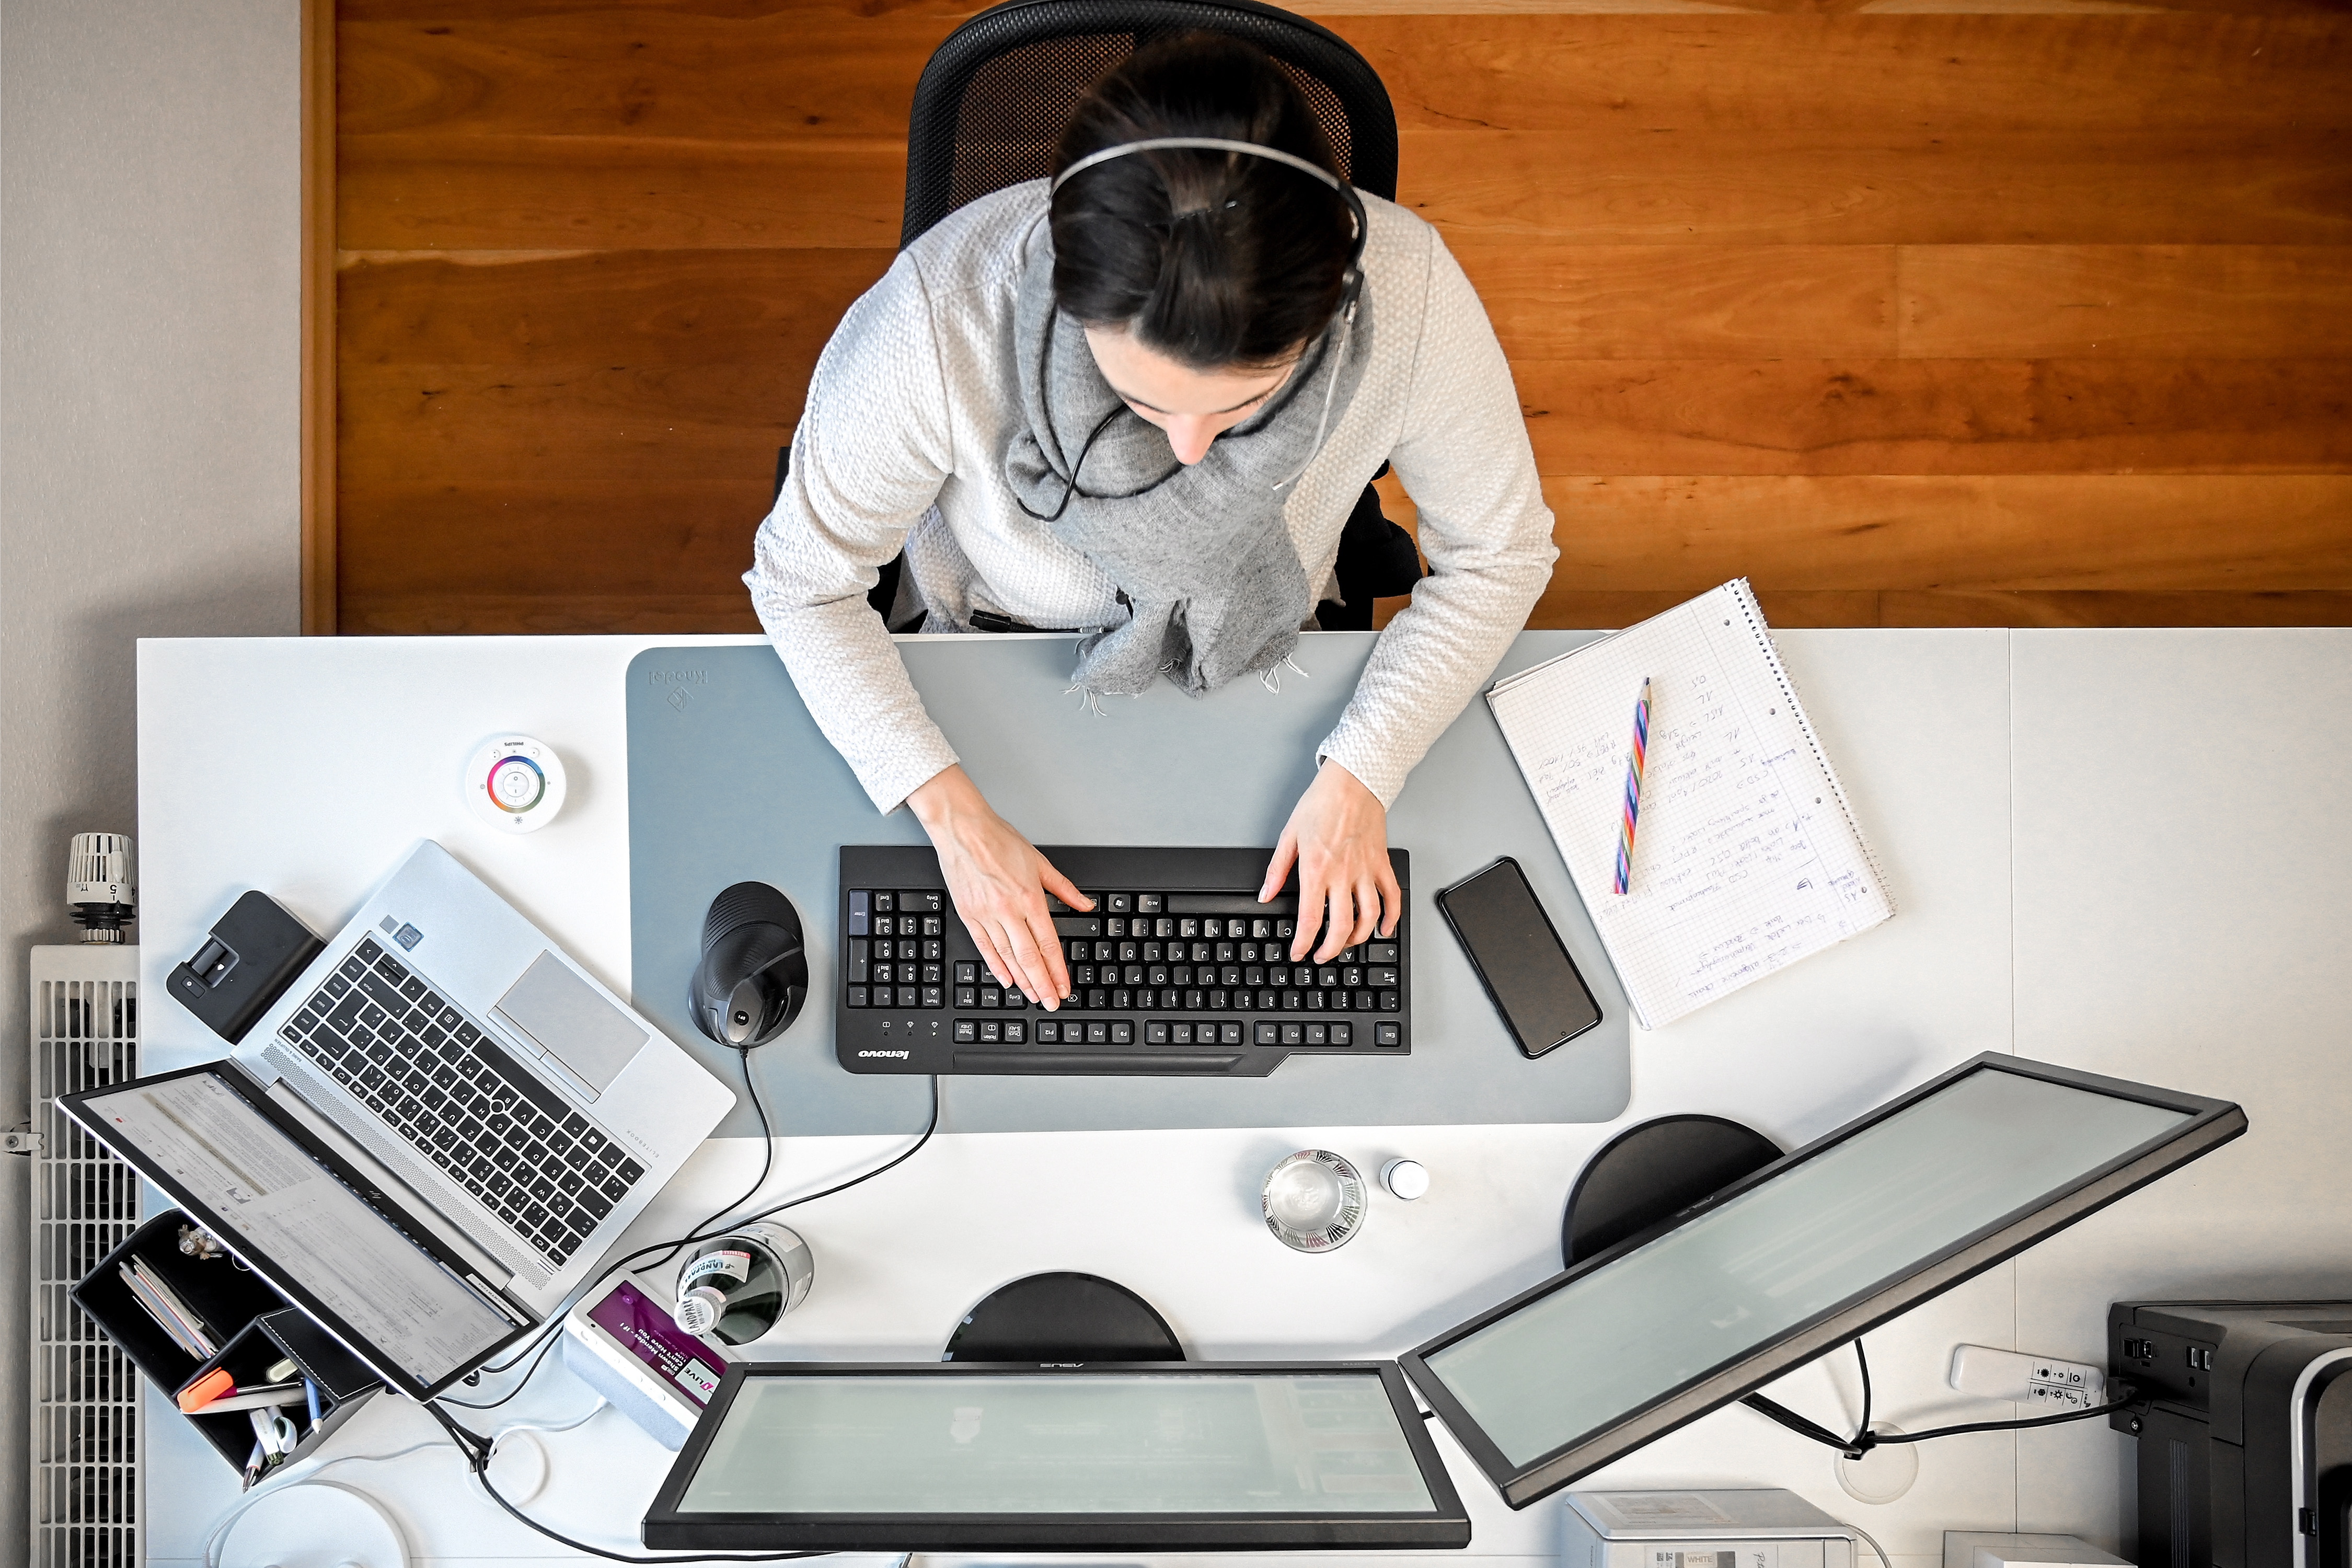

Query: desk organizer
174;1310;382;1469
70;1208;382;1470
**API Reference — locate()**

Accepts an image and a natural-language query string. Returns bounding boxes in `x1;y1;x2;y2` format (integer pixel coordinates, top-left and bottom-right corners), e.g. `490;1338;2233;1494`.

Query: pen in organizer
1612;677;1652;895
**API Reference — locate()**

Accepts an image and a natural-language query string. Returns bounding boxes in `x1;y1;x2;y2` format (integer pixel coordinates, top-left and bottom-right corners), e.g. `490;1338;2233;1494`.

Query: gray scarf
1001;228;1373;697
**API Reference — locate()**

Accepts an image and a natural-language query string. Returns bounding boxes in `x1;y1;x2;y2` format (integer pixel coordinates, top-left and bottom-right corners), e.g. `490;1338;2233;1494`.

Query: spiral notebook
1487;580;1893;1029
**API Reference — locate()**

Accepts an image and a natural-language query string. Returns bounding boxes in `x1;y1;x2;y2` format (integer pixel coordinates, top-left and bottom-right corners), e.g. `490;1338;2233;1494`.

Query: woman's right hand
905;765;1089;1010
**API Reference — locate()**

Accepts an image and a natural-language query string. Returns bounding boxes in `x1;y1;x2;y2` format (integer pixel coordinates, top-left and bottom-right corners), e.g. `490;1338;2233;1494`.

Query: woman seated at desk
748;33;1554;1011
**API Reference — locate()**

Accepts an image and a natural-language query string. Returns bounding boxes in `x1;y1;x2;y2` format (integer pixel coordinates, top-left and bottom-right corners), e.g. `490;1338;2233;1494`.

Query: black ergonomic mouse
689;882;806;1048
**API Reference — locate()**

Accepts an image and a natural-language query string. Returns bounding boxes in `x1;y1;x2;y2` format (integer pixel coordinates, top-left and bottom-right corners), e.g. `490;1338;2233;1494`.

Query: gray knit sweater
745;182;1557;813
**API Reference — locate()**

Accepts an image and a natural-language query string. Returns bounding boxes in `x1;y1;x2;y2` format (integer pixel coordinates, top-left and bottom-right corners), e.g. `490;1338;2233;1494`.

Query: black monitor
1401;1053;2245;1508
643;1362;1470;1552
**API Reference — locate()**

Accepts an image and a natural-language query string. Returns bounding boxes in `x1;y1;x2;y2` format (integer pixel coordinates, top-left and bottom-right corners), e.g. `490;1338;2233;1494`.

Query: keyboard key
1219;1022;1245;1045
1367;943;1399;964
1378;990;1401;1011
1376;1022;1402;1046
1369;967;1399;988
954;987;976;1008
954;1020;977;1043
1145;1022;1169;1044
1281;1023;1304;1045
1110;1022;1134;1044
1035;1020;1060;1042
954;961;978;985
978;1020;1001;1042
1004;1020;1027;1043
1254;1022;1279;1045
921;987;944;1009
1331;1023;1353;1045
1306;1023;1328;1045
1085;1022;1110;1044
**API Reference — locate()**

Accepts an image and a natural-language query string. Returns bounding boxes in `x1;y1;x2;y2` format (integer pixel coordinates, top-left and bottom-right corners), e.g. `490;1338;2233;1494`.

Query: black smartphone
1435;858;1602;1059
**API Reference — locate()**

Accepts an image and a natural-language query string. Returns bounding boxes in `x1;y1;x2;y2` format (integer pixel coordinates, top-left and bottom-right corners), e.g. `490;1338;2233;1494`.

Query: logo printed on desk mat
649;667;708;714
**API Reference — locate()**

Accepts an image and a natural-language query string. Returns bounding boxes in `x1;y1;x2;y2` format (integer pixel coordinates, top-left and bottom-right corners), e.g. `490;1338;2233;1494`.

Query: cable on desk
1849;1521;1896;1568
632;1042;776;1282
200;1438;452;1568
412;1402;838;1564
1740;1340;2137;1458
436;1324;564;1412
444;1076;941;1406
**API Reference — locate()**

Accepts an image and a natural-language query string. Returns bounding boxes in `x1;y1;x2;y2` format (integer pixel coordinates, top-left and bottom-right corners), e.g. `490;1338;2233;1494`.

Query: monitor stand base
941;1271;1185;1364
1562;1115;1781;1267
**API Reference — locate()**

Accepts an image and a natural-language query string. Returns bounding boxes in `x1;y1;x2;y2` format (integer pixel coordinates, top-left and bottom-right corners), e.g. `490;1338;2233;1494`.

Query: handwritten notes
1488;580;1892;1029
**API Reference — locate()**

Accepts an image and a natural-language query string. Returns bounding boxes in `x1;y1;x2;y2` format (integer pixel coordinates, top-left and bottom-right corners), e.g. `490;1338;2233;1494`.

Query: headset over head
1047;33;1366;374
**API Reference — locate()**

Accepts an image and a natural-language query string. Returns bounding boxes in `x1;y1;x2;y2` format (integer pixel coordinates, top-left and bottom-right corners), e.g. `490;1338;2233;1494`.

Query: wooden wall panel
1512;360;2352;475
327;1;2352;636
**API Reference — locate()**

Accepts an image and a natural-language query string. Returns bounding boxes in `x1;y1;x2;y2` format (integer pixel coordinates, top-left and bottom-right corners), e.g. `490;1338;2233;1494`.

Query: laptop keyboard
837;845;1410;1077
276;936;645;1266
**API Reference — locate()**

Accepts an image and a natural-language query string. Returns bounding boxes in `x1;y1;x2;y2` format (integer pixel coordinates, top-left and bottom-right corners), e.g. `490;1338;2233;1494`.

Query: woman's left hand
1261;760;1402;963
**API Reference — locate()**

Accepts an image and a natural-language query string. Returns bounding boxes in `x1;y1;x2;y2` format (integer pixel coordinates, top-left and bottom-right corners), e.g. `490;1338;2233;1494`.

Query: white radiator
27;944;141;1568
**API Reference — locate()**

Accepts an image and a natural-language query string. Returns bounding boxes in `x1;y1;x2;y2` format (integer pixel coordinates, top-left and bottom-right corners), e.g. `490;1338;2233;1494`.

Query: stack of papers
119;1259;218;1360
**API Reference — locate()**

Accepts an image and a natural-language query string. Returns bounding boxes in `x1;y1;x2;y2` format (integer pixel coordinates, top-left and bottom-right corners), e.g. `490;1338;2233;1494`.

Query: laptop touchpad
494;953;645;1096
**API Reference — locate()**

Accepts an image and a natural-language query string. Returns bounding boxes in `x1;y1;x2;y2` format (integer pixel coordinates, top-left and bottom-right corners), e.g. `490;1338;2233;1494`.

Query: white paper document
1487;580;1893;1028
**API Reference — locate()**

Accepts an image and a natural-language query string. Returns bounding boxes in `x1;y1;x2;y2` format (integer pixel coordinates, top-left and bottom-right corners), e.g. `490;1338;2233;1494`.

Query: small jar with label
672;1223;814;1345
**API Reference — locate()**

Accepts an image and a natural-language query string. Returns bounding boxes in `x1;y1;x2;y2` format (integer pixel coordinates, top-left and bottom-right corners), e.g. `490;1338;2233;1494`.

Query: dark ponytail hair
1050;33;1355;372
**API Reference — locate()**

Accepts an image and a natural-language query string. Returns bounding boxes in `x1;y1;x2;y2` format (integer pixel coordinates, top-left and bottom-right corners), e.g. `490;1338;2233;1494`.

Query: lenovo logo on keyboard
836;845;1411;1078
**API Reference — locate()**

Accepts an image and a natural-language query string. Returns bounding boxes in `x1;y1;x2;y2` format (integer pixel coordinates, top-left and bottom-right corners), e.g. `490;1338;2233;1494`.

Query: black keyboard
275;935;645;1265
837;846;1410;1077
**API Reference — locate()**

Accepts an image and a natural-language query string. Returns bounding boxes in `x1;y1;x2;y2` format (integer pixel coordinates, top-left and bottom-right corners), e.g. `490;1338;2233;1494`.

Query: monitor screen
1404;1055;2244;1506
644;1364;1469;1552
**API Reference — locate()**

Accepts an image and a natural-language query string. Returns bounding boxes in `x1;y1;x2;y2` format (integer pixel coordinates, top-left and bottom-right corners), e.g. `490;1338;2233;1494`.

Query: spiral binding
1721;578;1896;912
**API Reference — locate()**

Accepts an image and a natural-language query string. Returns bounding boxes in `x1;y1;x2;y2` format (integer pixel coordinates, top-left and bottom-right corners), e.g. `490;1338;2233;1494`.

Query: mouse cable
459;1075;940;1384
1740;1340;2137;1458
417;1401;830;1563
633;1043;776;1281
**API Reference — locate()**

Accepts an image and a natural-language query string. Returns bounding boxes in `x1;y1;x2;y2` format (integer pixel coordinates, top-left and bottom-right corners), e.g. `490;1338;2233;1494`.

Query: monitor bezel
1400;1052;2246;1509
642;1359;1471;1551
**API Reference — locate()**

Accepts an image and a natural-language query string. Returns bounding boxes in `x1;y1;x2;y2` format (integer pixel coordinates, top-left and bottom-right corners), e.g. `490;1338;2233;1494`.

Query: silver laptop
68;840;735;1396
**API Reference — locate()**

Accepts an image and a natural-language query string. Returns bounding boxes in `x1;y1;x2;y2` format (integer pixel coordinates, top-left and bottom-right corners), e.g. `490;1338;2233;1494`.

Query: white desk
132;629;2352;1567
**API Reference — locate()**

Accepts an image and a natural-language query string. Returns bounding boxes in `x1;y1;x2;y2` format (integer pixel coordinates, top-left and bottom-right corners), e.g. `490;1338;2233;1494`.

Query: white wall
0;0;302;1553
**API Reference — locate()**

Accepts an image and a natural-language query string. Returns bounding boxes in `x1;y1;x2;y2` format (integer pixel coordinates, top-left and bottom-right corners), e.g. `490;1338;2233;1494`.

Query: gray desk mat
626;632;1629;1135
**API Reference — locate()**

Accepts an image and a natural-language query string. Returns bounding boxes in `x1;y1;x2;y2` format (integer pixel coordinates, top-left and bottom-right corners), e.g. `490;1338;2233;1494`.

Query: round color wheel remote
463;735;568;833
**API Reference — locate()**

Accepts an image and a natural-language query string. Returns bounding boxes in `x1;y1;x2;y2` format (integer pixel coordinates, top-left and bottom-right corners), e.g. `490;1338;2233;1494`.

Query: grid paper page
1488;581;1893;1028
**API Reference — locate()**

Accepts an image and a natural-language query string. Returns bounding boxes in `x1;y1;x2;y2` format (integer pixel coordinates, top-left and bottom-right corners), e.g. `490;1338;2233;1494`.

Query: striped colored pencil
1612;677;1652;895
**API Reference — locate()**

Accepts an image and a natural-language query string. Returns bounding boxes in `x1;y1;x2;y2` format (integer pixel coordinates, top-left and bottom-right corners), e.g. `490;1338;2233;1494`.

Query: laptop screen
645;1364;1469;1552
73;1068;518;1388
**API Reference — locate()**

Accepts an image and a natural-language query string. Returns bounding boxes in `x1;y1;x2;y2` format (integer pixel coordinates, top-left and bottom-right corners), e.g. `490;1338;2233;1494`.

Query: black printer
2111;1300;2352;1568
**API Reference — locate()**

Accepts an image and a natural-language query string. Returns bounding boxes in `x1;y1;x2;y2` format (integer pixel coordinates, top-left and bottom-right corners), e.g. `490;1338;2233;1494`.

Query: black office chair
775;0;1424;629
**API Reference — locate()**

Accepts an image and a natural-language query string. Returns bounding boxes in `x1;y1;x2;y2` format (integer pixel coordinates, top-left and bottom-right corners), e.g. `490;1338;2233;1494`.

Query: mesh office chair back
794;0;1420;629
901;0;1398;247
